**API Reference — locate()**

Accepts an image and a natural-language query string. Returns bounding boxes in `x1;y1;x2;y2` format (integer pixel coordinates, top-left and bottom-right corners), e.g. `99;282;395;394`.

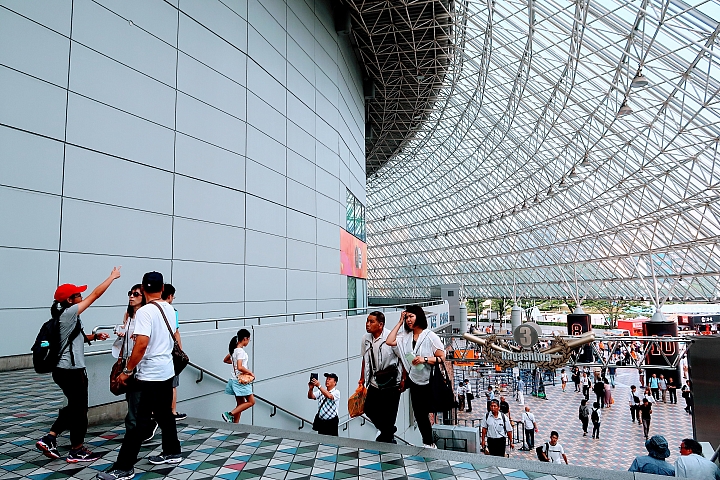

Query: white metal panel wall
0;0;365;356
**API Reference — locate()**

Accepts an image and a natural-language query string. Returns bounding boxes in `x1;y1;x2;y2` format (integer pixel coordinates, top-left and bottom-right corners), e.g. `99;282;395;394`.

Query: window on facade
345;189;366;241
347;276;357;310
447;290;454;297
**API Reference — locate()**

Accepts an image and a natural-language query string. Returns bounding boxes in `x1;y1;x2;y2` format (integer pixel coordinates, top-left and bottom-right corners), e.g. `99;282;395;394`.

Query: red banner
340;229;367;279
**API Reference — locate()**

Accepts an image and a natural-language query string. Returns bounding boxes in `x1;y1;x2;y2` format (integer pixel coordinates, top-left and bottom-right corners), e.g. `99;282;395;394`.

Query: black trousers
630;405;638;422
668;389;677;404
466;393;473;411
487;437;506;457
582;385;590;399
364;385;400;442
581;417;589;433
114;378;180;471
51;368;88;447
315;416;339;436
592;421;600;438
651;388;659;399
408;380;434;445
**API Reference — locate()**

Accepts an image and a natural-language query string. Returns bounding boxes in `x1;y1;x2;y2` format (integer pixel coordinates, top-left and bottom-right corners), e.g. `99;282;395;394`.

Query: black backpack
591;408;600;423
31;316;85;373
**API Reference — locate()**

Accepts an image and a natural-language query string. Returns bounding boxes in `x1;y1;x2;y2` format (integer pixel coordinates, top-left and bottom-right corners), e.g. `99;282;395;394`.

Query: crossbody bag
368;339;399;390
150;301;189;375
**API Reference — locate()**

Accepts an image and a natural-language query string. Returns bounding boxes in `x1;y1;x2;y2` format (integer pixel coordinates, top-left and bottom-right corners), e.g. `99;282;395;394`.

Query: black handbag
429;358;455;412
369;343;399;390
312;397;329;431
150;302;189;375
110;329;132;396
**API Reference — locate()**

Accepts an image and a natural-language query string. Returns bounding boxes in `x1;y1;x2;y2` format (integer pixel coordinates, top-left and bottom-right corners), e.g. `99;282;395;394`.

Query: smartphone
310;373;318;382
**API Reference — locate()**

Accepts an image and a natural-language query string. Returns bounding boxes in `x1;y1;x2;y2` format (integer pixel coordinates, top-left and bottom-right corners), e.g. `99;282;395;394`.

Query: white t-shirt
230;347;249;379
457;383;467;396
521;411;535;429
547;443;565;463
132;301;176;382
561;372;568;382
675;453;720;479
393;329;445;385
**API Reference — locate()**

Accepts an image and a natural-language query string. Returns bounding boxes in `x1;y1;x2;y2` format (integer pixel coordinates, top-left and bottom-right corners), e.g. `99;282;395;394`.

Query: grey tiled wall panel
0;0;365;356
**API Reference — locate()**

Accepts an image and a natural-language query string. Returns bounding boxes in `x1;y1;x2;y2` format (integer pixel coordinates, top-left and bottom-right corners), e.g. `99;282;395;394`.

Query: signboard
453;349;478;367
429;311;449;330
340;229;367;279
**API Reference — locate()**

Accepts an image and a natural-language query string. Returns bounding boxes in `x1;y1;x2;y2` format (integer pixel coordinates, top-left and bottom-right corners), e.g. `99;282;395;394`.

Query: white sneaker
423;443;437;449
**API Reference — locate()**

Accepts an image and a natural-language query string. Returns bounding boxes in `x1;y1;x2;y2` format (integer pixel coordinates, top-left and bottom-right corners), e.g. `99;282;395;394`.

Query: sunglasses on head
128;291;142;298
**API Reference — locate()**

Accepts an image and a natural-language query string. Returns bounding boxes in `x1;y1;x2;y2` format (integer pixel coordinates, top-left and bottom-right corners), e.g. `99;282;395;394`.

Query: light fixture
617;100;633;116
547;186;553;195
534;194;540;203
559;176;566;186
569;167;577;178
581;153;591;166
631;70;648;88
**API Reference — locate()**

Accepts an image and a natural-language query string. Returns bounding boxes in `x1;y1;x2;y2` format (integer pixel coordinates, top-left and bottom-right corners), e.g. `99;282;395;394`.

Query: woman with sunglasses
113;285;148;435
386;305;445;448
36;267;121;463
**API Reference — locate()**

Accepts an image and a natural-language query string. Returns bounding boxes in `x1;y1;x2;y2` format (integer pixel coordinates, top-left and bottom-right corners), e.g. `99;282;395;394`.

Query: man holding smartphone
308;373;340;436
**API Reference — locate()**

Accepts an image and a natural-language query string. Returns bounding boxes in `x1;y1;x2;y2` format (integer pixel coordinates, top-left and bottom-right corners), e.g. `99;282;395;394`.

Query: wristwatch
424;356;429;363
122;367;134;375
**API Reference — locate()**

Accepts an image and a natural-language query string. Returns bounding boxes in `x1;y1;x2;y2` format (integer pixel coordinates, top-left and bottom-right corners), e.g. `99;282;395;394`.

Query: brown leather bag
110;327;131;396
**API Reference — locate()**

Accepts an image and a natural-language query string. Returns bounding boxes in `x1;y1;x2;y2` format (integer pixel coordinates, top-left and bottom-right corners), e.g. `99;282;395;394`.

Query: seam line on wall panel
57;0;75;286
170;4;180;285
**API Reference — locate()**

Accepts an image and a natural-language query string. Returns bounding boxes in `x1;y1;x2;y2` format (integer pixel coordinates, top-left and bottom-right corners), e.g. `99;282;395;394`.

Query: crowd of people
31;279;716;479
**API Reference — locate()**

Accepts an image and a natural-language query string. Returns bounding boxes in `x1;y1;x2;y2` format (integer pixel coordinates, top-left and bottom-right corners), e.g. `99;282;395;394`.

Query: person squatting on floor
386;305;445;448
308;373;341;436
98;272;182;480
481;399;513;457
359;311;402;443
222;329;256;423
628;435;675;476
36;268;120;462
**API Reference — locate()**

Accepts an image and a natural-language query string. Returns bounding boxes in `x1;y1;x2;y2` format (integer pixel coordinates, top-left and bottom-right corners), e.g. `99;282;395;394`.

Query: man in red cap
36;267;121;463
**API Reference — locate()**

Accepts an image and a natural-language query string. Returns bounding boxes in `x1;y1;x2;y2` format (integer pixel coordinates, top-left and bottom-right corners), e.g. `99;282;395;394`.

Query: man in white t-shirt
542;431;568;464
457;380;467;411
98;272;181;480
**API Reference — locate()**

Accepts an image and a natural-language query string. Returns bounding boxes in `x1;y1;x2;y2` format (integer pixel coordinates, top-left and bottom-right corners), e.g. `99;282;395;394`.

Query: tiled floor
0;369;607;480
455;368;693;470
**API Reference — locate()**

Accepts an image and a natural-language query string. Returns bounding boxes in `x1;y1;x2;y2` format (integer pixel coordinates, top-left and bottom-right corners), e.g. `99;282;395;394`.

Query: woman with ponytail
36;267;121;462
221;329;255;422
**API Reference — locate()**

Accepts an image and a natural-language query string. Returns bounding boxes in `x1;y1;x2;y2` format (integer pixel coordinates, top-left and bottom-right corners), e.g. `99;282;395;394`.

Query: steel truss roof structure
366;0;720;301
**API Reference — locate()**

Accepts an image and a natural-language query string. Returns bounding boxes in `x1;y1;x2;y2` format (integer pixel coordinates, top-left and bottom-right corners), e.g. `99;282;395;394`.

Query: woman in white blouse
387;305;445;448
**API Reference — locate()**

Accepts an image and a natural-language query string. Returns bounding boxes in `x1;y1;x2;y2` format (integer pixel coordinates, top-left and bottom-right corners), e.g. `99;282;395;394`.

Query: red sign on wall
340;229;367;279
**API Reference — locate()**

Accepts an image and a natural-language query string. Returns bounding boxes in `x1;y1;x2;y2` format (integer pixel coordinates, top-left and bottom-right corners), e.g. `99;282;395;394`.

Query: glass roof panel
366;0;720;302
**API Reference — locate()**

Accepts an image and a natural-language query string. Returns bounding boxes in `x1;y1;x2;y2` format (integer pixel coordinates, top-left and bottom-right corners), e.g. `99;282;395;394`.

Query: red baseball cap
54;284;87;302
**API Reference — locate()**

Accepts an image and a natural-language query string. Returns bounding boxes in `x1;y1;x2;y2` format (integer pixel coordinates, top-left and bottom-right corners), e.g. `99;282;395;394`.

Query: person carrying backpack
591;401;602;439
36;267;121;462
578;399;590;436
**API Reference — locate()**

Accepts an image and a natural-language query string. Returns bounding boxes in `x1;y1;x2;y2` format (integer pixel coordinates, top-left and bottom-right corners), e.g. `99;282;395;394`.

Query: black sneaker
66;446;101;463
142;420;158;444
96;468;135;480
173;412;187;421
36;435;60;459
148;453;182;465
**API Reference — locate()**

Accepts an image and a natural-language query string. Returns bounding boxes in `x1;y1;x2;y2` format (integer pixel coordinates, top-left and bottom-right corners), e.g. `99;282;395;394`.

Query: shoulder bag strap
150;301;175;340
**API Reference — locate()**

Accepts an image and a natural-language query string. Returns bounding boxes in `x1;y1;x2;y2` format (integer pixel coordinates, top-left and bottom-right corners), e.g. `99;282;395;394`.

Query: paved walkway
456;368;693;470
0;369;664;480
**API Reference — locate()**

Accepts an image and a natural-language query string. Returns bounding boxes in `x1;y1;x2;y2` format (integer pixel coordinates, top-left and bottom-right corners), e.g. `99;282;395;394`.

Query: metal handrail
178;300;445;328
186;361;412;445
187;361;315;429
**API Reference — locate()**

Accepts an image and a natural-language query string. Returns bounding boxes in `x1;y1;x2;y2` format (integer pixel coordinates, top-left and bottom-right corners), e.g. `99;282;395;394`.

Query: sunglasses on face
128;291;142;298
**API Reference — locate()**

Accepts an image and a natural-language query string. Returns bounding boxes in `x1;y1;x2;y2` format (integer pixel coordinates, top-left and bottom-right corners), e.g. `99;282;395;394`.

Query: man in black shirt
499;396;511;420
639;398;653;440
